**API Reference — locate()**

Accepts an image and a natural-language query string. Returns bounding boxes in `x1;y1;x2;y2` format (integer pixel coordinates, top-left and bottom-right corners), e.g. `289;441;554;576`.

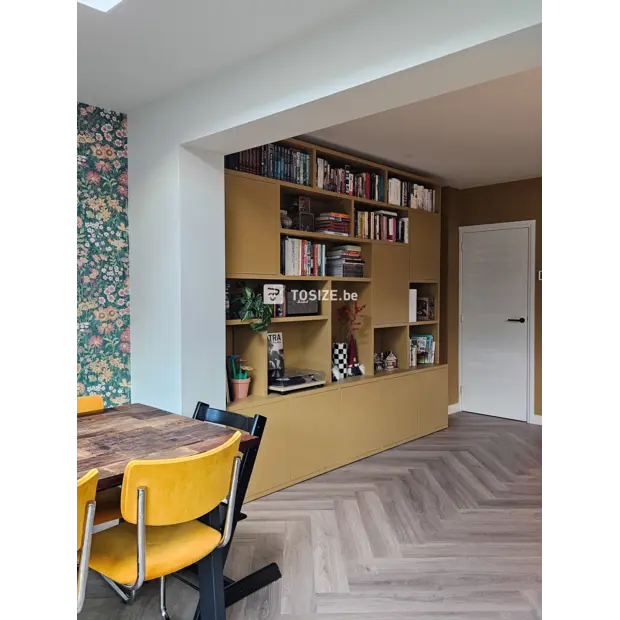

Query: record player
267;368;326;394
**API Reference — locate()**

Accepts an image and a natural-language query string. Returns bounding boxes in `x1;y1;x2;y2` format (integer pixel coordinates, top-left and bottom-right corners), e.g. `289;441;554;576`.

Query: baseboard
448;402;461;415
529;414;542;426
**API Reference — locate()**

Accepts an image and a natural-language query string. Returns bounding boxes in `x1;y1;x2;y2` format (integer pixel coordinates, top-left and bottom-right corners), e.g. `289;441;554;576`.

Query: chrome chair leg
100;574;135;604
160;576;171;620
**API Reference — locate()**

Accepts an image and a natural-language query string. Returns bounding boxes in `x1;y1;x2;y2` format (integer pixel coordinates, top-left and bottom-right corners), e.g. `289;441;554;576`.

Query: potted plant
229;355;253;400
231;282;273;333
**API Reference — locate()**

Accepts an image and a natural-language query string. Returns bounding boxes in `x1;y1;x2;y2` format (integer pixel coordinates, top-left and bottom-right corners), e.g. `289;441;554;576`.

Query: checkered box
332;343;348;380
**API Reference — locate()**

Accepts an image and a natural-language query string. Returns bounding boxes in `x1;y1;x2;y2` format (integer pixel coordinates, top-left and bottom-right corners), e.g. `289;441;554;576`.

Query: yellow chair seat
94;487;122;526
89;520;222;584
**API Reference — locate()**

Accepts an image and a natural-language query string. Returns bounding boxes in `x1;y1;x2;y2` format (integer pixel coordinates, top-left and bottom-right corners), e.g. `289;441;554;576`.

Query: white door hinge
460;314;463;323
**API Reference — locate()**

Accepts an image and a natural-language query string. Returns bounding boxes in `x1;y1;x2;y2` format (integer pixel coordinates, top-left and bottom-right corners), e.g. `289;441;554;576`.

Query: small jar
280;210;293;229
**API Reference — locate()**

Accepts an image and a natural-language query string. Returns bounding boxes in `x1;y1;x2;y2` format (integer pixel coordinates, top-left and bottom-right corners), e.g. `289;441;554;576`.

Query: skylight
78;0;124;12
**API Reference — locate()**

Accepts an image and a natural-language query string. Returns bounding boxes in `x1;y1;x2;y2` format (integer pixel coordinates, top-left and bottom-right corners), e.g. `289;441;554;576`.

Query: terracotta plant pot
231;378;251;400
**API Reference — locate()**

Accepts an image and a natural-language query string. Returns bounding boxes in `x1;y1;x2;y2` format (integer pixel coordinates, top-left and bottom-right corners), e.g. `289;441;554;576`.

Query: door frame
458;220;537;424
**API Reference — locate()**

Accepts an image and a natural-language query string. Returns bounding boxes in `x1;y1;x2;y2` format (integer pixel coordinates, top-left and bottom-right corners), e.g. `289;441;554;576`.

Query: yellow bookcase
225;138;447;501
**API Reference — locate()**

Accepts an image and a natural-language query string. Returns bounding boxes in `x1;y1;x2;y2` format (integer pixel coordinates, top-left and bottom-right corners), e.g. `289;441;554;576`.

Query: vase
280;210;293;229
332;342;348;381
347;333;359;366
231;378;251;400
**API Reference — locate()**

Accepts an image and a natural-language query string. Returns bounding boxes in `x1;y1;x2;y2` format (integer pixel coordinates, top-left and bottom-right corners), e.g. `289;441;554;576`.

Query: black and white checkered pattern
332;343;348;379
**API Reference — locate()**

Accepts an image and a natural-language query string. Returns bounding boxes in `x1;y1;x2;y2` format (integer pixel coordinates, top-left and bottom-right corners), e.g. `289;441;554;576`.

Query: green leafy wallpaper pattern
77;103;130;407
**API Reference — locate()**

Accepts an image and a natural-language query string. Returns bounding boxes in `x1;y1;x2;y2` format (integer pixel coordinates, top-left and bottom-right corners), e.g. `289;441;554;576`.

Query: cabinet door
225;174;279;276
380;374;419;447
246;400;290;498
339;381;384;460
409;213;440;281
417;367;448;437
288;390;342;481
372;244;409;325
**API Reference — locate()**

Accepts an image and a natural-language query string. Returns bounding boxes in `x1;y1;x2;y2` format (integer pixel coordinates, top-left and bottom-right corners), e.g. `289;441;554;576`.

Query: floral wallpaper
77;103;130;406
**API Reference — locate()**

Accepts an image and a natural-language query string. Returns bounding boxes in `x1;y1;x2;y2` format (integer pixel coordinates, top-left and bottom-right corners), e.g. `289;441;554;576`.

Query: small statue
384;350;398;371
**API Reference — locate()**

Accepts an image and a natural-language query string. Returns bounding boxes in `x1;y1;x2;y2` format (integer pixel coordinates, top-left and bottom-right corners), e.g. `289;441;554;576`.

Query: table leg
188;413;281;614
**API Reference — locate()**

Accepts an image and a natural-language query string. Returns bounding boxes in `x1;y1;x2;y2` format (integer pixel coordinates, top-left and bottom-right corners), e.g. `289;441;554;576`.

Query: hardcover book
267;332;284;380
417;297;435;321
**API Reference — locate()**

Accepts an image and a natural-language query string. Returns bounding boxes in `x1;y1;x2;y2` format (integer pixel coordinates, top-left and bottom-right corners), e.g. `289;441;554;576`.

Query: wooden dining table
77;402;258;489
77;402;264;619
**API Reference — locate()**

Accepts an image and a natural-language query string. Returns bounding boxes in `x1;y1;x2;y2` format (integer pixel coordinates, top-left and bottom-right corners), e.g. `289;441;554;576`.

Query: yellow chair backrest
77;469;99;550
121;431;242;526
77;395;104;416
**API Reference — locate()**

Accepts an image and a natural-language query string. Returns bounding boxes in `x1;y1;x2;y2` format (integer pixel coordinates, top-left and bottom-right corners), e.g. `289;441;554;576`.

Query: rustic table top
77;403;258;490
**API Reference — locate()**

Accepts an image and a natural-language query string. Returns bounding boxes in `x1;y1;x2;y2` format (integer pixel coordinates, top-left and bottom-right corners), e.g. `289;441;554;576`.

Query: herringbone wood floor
80;412;542;619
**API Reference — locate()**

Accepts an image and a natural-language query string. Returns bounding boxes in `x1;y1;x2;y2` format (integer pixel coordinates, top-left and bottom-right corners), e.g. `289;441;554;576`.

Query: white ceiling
77;0;371;111
305;68;542;189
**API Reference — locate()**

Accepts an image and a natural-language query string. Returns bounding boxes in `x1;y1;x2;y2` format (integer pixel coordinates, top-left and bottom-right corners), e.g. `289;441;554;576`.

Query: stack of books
410;334;435;366
387;178;436;212
315;212;350;236
281;237;326;276
326;245;365;278
316;158;384;201
355;210;409;243
225;144;311;186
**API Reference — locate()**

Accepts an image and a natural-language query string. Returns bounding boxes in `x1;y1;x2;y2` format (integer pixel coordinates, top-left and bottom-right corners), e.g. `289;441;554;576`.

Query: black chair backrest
192;401;256;434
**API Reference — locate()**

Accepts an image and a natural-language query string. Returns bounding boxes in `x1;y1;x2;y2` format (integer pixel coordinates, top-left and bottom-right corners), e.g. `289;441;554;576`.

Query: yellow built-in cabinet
235;366;448;500
225;138;448;501
409;211;441;282
372;243;409;325
225;174;279;276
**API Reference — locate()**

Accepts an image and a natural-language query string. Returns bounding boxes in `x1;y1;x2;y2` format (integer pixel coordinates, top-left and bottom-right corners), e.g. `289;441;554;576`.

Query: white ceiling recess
304;68;541;189
77;0;372;111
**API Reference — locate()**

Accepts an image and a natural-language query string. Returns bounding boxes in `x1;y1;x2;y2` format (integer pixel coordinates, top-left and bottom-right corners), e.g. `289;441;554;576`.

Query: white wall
179;149;226;413
128;140;227;414
128;0;541;414
128;143;182;413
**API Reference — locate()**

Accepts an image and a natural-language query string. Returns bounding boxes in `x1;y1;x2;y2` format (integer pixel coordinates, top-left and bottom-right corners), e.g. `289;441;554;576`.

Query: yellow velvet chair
77;395;104;416
77;396;123;526
88;431;242;619
77;469;98;613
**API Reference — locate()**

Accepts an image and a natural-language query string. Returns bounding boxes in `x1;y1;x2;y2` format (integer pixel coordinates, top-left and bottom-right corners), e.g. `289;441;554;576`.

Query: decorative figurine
384;350;398;371
280;209;293;229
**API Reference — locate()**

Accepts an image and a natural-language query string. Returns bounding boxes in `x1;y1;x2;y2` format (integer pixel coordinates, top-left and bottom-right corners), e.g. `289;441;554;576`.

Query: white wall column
129;135;226;414
179;148;226;413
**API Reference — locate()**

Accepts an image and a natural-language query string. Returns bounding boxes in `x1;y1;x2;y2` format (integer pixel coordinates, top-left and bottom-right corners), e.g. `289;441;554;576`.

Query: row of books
388;178;436;212
317;158;384;201
410;334;435;367
315;212;350;236
326;244;365;278
281;237;327;276
354;210;409;243
225;144;311;186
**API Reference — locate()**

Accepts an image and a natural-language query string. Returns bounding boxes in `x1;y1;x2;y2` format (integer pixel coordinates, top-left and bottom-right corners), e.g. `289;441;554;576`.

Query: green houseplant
232;283;273;333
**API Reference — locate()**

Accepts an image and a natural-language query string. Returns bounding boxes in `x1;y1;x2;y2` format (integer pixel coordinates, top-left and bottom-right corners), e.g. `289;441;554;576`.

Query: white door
460;223;532;421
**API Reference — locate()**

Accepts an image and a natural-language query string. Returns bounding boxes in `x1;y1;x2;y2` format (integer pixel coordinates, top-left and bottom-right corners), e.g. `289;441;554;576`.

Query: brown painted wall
440;178;542;415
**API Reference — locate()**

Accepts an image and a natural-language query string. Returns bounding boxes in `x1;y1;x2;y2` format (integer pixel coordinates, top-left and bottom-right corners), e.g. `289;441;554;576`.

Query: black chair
176;402;281;615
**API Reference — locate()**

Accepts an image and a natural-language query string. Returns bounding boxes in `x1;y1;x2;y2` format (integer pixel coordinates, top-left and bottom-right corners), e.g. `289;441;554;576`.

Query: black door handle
507;318;526;323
